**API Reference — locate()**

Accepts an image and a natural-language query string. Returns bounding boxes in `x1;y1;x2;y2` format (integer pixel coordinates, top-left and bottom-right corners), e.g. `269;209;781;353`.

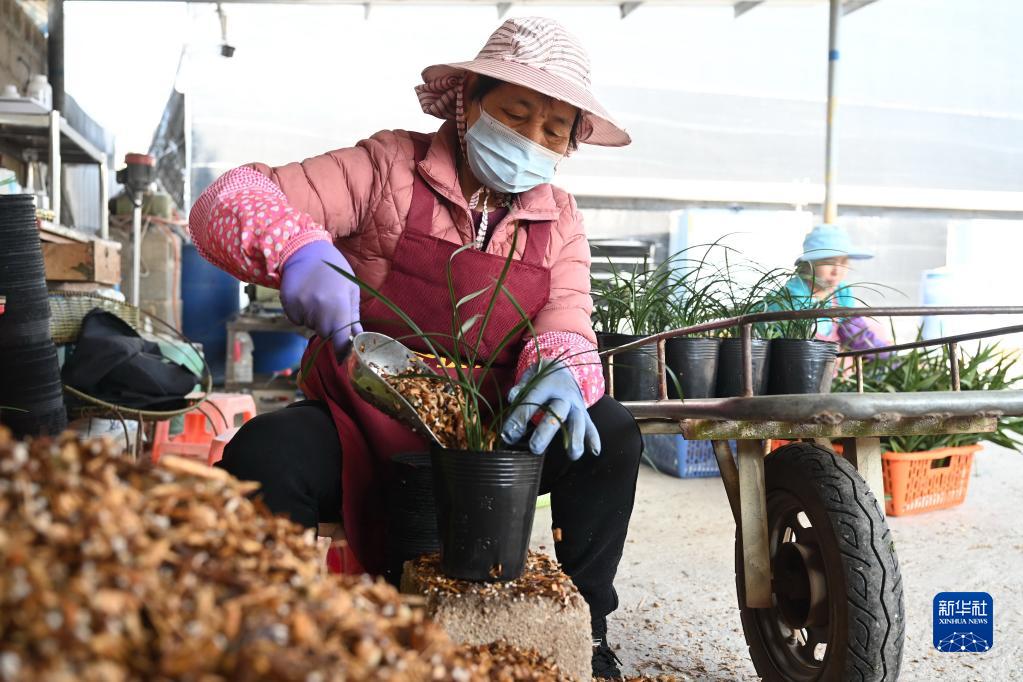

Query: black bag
62;309;200;411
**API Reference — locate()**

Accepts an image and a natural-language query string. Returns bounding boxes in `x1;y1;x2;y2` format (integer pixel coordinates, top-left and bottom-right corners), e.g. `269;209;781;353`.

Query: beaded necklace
466;186;511;250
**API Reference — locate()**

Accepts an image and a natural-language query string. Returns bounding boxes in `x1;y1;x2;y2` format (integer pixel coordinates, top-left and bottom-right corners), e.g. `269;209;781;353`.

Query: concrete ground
529;444;1023;681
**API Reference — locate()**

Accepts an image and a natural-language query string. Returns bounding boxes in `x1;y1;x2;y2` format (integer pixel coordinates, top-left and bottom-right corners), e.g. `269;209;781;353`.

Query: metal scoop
345;331;445;446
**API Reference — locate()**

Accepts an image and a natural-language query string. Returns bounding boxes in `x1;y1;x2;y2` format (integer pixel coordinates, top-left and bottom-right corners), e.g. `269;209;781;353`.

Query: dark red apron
300;135;552;575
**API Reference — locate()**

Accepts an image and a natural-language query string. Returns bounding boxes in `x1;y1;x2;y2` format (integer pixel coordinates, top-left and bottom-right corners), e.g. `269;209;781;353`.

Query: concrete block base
401;552;592;681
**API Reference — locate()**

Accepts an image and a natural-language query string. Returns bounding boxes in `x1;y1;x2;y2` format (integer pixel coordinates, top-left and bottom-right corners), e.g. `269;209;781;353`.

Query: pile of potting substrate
407;553;582;609
0;428;567;681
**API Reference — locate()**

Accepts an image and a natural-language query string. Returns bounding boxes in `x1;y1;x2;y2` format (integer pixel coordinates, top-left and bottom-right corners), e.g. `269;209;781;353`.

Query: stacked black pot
0;195;67;438
384;452;440;586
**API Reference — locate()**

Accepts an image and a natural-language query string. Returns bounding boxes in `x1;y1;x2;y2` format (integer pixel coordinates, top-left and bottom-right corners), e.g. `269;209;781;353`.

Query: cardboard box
42;239;121;285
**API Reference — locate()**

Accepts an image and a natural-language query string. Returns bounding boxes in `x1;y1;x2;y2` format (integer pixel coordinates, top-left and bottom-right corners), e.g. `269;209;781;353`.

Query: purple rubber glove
838;316;892;358
280;240;363;353
501;360;600;461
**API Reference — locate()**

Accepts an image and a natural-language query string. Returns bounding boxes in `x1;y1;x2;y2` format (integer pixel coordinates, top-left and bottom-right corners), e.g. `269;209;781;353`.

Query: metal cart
606;306;1023;682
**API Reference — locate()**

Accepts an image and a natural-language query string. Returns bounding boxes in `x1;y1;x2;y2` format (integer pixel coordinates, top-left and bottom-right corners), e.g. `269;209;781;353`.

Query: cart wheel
735;442;905;681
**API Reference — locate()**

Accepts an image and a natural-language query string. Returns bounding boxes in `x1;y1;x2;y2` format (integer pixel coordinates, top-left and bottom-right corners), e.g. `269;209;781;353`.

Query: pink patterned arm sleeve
188;166;331;288
516;331;605;407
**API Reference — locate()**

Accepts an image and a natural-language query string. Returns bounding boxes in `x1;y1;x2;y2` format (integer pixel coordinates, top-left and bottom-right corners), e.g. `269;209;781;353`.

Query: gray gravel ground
530;443;1023;681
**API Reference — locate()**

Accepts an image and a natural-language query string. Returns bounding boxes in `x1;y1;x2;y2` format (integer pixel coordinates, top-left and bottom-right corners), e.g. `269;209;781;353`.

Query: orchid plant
833;332;1023;453
305;231;584;452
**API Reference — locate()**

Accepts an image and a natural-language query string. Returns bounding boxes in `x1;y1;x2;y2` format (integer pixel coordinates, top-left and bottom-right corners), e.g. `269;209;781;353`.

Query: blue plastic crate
642;435;736;479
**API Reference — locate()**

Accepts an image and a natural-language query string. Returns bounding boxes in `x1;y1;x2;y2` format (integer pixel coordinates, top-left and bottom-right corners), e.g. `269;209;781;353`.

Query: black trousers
219;395;642;624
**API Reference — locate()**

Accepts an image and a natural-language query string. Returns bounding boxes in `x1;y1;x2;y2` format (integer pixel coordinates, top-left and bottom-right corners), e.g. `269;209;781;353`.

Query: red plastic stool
206;426;240;466
152;393;257;464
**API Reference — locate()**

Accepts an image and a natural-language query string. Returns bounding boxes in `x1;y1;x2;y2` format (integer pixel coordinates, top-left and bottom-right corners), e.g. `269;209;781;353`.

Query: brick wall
0;0;46;97
0;0;46;180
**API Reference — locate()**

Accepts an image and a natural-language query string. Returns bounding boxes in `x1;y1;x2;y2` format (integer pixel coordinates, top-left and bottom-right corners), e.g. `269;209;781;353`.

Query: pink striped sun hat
418;17;631;148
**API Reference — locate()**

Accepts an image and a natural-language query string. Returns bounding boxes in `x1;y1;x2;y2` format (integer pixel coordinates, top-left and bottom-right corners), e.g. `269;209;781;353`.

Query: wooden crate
42;239;121;285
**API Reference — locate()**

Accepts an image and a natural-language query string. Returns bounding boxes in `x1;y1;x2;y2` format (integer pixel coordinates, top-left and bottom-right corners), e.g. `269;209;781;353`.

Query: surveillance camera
220;43;235;58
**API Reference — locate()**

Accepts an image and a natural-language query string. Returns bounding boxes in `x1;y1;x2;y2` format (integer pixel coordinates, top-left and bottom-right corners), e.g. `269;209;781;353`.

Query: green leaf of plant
456;286;492;309
459;314;482;336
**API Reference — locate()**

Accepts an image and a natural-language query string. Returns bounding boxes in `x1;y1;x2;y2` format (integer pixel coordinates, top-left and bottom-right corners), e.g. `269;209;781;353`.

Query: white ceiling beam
620;1;642;18
67;0;882;6
842;0;878;15
559;175;1023;214
733;1;765;18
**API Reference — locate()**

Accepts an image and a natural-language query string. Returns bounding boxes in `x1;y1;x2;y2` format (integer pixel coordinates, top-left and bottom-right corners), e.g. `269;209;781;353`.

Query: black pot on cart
665;336;721;399
767;339;838;395
716;338;770;397
597;332;660;402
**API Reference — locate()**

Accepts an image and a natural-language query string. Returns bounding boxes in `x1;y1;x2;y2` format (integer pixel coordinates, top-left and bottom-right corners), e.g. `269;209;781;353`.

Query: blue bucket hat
796;224;873;263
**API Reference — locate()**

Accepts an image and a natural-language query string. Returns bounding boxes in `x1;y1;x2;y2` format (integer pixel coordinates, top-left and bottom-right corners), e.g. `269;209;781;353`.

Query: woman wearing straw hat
190;17;639;677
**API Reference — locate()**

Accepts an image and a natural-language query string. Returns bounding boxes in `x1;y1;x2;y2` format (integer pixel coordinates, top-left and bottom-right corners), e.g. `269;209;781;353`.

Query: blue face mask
465;107;563;194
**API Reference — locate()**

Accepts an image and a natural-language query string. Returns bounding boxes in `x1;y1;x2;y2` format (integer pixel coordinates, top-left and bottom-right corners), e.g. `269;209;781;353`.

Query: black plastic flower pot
385;452;440;586
716;338;771;397
430;446;544;582
597;332;660;402
767;339;839;395
665;337;721;399
0;194;66;437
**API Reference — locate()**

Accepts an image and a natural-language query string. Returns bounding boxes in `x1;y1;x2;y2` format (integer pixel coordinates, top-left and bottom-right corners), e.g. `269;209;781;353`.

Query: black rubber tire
735;442;905;682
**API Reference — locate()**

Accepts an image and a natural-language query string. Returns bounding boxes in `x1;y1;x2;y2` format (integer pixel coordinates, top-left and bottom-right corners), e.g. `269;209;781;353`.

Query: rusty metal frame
642;414;999;440
605;306;1023;608
737;439;772;607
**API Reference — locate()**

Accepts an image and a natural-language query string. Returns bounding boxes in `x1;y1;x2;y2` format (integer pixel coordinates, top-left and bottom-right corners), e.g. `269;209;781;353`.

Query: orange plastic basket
881;445;980;516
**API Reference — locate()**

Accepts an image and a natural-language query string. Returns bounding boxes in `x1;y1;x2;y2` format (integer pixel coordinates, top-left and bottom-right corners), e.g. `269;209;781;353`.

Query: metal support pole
131;192;142;307
134;416;145;462
738;439;772;608
606;353;615;399
949;341;961;391
98;155;109;239
823;0;841;224
48;110;61;223
656;339;667;400
47;0;66;115
856;355;864;393
741;323;754;397
225;325;237;385
841;437;885;512
713;440;741;524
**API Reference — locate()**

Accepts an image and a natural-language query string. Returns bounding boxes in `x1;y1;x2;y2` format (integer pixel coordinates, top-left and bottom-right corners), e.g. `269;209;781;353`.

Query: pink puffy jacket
189;121;604;402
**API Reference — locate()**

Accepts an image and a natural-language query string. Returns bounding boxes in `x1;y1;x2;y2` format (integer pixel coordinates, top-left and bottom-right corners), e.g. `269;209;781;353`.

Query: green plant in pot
320;237;575;582
591;257;676;401
762;269;900;395
661;244;732;399
833;335;1023;515
712;257;787;397
833;334;1023;454
761;278;840;395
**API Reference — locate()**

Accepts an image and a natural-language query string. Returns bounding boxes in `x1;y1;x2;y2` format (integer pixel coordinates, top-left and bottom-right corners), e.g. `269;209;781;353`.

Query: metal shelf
0;110;109;237
224;310;313;388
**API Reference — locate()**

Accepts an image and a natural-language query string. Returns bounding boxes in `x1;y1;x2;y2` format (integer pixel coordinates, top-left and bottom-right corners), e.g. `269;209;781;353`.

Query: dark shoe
592;637;623;679
591;619;623;680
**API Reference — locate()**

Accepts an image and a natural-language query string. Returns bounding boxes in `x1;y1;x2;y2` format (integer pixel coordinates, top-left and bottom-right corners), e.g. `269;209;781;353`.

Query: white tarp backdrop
63;0;1023;343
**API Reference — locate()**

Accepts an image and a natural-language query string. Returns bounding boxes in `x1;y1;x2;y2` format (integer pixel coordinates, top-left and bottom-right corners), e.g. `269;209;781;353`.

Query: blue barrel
251;331;308;374
920;268;954;340
182;244;240;383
